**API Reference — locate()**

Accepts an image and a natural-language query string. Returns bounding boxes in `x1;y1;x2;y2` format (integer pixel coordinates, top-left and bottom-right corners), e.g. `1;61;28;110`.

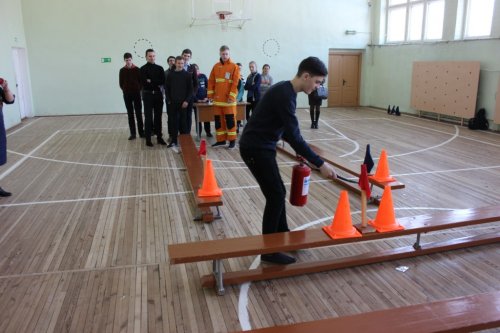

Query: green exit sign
101;57;112;63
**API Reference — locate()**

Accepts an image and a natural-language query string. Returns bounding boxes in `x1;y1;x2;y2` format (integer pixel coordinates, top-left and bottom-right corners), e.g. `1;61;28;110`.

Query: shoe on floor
206;132;213;138
228;141;236;149
128;135;136;140
146;141;153;147
139;133;145;138
311;123;315;129
314;122;319;129
167;142;177;148
0;187;12;197
261;252;296;265
211;141;226;148
157;138;167;145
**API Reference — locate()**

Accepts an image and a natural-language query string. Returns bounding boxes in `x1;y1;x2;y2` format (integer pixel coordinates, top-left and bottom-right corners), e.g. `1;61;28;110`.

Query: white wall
0;0;28;129
20;0;371;116
364;0;500;129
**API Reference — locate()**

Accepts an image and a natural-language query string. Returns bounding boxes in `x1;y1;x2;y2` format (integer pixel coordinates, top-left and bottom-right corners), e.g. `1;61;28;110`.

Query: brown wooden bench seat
239;291;500;333
168;205;500;295
276;142;405;202
178;134;223;223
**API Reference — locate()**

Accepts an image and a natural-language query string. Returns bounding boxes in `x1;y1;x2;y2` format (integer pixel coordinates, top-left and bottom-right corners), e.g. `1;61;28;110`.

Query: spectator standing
119;52;144;140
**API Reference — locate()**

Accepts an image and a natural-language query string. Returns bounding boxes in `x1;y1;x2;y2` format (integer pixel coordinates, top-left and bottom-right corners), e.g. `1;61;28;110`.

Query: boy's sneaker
212;141;226;148
167;142;177;148
228;141;236;149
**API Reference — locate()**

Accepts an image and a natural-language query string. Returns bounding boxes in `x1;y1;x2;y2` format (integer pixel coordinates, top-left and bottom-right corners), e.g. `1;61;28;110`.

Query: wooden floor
0;107;499;332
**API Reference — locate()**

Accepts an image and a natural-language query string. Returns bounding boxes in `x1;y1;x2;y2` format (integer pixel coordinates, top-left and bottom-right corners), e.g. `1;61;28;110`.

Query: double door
328;52;361;107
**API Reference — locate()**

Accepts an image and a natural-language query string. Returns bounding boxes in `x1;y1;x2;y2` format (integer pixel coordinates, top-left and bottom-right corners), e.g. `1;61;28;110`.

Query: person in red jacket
207;45;240;149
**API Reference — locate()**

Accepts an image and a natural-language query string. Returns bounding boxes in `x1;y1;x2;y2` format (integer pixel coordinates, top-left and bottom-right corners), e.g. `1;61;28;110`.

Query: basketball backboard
190;0;252;29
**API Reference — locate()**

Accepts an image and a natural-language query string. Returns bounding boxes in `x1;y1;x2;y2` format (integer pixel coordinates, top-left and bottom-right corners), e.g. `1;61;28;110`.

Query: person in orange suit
207;45;240;149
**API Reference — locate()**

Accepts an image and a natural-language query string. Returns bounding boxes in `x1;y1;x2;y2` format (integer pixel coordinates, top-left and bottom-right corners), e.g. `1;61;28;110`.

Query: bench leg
413;232;422;250
213;259;225;296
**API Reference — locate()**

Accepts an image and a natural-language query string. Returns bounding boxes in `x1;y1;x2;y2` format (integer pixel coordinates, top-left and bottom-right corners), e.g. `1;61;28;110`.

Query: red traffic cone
323;191;362;239
368;186;404;232
198;159;222;197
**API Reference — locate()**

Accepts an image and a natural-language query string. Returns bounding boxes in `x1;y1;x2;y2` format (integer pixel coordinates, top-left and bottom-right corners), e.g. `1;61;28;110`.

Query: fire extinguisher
289;159;311;207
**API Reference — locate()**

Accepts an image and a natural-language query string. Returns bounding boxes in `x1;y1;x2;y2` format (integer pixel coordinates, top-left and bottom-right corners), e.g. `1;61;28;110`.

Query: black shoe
311;123;315;129
228;140;236;149
167;142;177;148
211;141;226;148
157;138;167;145
139;133;145;138
0;187;12;197
261;253;296;265
146;141;153;147
395;106;401;116
206;132;213;138
128;135;136;140
314;122;319;129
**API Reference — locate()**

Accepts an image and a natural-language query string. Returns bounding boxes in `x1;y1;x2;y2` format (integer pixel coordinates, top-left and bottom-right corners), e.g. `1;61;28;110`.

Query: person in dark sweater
0;77;15;197
140;49;166;147
164;56;176;143
192;63;212;137
239;57;337;265
308;84;324;129
119;52;144;140
244;61;262;120
165;56;193;148
181;49;199;135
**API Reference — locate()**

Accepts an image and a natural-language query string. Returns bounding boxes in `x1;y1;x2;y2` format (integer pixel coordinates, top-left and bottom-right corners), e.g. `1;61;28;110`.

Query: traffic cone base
322;191;362;240
368;219;404;233
198;159;222;197
369;174;396;183
369;186;405;233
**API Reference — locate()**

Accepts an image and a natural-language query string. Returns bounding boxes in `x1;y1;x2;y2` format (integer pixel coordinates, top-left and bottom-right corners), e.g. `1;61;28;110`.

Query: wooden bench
239;291;500;333
194;102;248;140
178;134;223;223
168;205;500;295
276;141;405;203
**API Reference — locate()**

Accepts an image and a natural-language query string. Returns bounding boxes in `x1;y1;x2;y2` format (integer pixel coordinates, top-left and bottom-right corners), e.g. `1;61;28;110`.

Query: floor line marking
0;131;60;181
6;118;41;137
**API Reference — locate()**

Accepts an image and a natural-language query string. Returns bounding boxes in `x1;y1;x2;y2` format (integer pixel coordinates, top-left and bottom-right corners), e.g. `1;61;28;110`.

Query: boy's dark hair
145;49;155;56
237;62;242;66
297;57;328;77
263;64;270;69
175;55;183;62
123;52;132;60
167;56;175;62
182;49;192;55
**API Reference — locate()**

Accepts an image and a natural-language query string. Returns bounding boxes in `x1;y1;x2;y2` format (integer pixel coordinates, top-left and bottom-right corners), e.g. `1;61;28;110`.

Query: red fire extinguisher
289;159;311;207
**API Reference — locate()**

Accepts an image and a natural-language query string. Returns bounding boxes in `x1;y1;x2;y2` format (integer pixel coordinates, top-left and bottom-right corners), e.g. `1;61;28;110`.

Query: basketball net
216;10;231;31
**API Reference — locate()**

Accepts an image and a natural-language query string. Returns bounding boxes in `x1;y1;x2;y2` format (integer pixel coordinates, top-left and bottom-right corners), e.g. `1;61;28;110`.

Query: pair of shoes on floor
128;135;136;140
0;187;12;197
212;141;226;148
157;138;167;145
311;122;319;129
261;252;296;265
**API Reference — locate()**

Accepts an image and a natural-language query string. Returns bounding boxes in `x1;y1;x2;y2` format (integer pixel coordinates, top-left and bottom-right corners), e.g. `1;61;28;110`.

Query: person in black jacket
140;49;166;146
244;61;261;121
239;57;337;265
308;84;324;129
165;56;193;148
181;49;199;135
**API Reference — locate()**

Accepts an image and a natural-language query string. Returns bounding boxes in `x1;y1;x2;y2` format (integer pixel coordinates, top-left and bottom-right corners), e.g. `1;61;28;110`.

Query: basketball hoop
216;10;232;30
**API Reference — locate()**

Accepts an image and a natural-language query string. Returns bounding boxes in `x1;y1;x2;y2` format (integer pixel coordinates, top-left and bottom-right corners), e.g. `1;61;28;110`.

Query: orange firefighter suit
207;58;241;143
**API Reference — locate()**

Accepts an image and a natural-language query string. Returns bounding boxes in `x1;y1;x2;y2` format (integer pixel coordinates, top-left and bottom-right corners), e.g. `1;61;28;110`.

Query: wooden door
328;52;361;107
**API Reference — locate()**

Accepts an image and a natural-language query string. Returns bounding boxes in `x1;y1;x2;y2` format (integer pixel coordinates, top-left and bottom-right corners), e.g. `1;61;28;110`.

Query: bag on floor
468;108;489;130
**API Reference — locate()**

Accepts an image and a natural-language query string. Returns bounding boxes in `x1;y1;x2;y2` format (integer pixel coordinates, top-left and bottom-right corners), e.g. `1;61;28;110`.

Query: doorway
328;51;361;107
11;47;33;119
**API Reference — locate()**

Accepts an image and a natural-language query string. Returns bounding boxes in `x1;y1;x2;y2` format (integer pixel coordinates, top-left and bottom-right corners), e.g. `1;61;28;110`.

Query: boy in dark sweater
165;56;193;147
239;57;337;265
119;52;144;140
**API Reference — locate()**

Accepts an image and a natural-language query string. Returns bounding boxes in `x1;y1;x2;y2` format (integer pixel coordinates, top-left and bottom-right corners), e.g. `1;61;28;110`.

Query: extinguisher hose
296;155;358;184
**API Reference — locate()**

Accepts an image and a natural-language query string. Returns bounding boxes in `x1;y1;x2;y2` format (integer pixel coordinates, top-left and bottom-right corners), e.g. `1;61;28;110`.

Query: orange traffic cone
370;149;395;183
368;186;404;232
323;191;362;239
198;159;222;197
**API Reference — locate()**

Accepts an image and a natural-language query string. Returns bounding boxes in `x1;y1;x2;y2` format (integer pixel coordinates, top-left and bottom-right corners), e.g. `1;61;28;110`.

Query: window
386;0;445;43
463;0;495;38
